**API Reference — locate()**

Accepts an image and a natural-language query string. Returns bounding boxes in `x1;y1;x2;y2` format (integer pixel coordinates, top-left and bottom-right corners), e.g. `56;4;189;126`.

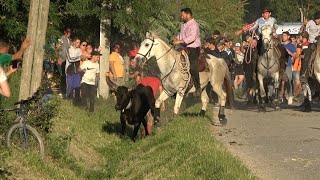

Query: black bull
106;77;155;141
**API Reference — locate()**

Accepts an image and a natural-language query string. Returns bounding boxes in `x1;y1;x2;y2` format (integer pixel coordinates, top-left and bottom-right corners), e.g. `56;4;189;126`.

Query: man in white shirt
302;11;320;79
305;12;320;44
80;51;101;112
66;37;84;104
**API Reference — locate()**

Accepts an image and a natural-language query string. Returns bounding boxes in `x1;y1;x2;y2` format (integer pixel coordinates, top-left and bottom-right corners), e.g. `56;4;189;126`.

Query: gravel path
213;101;320;180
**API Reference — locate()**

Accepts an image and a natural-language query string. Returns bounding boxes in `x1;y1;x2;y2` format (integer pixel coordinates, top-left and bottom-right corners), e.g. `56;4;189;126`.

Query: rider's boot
304;98;312;112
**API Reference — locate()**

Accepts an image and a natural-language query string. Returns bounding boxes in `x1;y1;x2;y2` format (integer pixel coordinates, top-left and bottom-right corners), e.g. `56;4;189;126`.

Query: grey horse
257;26;281;111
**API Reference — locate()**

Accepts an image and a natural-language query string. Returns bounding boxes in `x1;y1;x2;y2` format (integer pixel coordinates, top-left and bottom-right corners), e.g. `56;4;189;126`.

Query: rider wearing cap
248;7;279;55
300;11;320;79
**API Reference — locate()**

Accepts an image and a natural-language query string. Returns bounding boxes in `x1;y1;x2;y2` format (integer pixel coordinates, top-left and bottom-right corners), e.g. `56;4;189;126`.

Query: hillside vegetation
1;97;256;179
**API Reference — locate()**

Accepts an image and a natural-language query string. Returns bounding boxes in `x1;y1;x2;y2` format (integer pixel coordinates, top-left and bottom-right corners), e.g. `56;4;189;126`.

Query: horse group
110;28;320;127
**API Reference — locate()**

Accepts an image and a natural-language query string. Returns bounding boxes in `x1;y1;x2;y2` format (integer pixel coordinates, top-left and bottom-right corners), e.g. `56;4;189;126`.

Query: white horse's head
261;25;273;48
135;32;161;63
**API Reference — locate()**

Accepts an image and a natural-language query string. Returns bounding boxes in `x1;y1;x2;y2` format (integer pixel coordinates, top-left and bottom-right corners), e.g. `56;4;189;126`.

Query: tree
268;0;320;22
19;0;50;99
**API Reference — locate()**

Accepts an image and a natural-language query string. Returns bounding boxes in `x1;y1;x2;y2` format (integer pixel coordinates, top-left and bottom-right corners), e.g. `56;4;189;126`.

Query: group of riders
173;7;320;112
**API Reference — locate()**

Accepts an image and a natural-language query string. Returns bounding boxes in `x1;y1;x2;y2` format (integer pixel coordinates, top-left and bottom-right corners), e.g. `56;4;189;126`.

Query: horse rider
248;7;279;55
300;11;320;80
173;7;202;97
299;11;320;111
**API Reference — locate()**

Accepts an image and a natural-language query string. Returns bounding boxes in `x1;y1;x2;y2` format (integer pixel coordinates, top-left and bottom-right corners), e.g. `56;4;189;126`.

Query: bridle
137;37;173;63
136;36;178;96
137;37;156;62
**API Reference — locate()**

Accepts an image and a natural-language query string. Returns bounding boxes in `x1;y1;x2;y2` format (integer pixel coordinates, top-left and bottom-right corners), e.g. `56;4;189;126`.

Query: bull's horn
106;76;118;91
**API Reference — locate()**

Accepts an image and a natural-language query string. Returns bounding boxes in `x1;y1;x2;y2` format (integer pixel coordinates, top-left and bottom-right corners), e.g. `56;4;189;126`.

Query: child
79;51;101;112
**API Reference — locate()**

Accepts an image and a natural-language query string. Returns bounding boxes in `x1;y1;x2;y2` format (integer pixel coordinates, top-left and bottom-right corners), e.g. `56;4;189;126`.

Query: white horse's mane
146;31;160;39
146;31;171;50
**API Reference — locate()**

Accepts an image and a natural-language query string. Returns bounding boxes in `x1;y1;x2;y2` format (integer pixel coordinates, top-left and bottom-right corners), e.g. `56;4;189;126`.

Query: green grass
1;96;256;179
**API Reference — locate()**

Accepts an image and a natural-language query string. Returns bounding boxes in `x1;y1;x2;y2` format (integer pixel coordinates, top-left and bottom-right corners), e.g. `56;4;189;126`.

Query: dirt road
214;101;320;180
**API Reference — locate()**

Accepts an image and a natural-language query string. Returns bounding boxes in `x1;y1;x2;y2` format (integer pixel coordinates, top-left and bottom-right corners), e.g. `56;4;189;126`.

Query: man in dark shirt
212;39;233;67
243;38;259;103
204;38;215;55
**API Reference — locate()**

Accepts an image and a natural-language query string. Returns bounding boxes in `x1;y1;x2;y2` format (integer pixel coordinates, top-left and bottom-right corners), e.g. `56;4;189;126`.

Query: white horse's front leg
257;73;266;111
273;72;280;110
257;73;266;97
201;88;209;111
154;91;170;124
174;91;184;115
155;91;169;108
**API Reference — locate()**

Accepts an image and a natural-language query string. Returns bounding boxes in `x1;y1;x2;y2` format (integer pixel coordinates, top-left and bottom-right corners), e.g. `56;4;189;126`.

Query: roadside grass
1;96;256;179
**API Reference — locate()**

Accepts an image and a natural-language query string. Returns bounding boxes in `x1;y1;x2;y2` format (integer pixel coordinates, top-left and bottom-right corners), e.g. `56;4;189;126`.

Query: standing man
66;37;84;105
58;27;72;98
108;43;125;86
173;7;201;96
282;31;297;105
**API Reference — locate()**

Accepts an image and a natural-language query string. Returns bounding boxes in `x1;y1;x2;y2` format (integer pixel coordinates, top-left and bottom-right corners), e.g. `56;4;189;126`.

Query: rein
137;37;178;95
245;31;256;64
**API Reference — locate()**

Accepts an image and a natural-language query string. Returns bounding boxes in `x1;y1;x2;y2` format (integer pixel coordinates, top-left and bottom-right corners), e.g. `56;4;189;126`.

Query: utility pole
19;0;50;100
99;1;111;99
175;0;181;21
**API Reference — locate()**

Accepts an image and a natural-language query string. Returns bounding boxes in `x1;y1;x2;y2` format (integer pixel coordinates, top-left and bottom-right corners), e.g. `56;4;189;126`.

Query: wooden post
99;13;111;99
19;0;40;100
30;0;50;94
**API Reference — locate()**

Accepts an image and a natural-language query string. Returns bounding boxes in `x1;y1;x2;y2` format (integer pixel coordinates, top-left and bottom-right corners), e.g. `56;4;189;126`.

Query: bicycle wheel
6;123;45;159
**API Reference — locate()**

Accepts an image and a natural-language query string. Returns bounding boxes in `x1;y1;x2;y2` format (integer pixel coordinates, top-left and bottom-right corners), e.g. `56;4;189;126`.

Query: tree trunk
175;0;181;21
19;0;49;100
19;0;40;100
30;0;50;95
99;18;111;99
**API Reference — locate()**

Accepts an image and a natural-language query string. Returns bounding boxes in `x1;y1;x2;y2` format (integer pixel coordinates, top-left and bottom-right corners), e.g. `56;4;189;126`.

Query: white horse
134;32;233;124
257;26;281;111
313;41;320;84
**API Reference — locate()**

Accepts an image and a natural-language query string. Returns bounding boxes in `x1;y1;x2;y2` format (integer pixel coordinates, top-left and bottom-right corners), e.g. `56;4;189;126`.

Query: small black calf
114;84;155;141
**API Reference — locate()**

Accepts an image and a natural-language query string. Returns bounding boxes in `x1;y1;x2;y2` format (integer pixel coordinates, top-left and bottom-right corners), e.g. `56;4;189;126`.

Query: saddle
198;53;210;72
177;46;209;72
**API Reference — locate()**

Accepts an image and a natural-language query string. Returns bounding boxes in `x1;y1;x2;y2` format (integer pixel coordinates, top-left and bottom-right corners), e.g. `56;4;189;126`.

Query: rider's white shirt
306;20;320;43
250;17;278;34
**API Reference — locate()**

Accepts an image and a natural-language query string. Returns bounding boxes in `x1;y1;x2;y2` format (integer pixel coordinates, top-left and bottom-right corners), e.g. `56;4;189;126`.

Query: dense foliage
1;0;248;47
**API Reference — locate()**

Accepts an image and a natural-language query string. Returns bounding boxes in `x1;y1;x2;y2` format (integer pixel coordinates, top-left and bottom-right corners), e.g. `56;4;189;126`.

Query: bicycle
1;90;45;159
